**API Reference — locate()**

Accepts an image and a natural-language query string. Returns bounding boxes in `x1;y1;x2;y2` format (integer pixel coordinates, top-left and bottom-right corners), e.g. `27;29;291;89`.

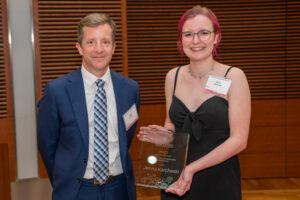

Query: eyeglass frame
181;29;215;41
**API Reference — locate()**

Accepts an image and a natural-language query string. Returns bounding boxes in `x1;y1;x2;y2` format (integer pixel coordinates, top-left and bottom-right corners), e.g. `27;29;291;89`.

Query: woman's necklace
188;64;214;80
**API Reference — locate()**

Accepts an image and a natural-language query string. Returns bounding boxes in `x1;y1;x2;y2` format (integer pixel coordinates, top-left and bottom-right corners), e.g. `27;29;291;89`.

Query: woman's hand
166;165;194;196
137;125;174;145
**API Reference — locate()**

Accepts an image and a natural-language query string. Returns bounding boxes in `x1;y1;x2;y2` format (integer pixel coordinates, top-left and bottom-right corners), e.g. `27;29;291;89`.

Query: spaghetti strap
173;67;181;95
224;66;234;78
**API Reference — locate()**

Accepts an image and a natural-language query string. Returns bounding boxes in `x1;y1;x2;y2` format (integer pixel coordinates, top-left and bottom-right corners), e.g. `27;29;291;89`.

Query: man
37;13;139;200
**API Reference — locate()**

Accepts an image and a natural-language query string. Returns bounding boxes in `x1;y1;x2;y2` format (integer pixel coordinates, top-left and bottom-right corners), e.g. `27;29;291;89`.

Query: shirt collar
81;66;112;87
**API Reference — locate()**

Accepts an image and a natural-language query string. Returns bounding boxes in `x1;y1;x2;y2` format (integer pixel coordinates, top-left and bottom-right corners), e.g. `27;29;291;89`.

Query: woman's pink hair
177;5;222;58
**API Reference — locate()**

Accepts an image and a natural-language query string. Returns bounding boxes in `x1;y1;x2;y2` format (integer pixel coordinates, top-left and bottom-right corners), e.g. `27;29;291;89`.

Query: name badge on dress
205;75;232;96
123;103;139;131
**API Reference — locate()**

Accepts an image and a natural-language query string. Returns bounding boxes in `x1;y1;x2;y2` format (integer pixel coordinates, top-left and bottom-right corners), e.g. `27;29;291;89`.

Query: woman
137;5;251;200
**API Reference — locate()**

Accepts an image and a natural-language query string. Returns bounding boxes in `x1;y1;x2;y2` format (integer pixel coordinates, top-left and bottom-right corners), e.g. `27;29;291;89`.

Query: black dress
162;67;242;200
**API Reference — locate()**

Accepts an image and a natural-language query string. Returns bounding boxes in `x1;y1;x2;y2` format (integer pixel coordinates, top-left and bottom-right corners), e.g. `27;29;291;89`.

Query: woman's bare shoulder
166;65;187;81
217;63;246;80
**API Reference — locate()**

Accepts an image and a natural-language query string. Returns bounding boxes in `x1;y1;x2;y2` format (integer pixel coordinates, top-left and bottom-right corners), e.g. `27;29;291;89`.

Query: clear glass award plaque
135;132;190;189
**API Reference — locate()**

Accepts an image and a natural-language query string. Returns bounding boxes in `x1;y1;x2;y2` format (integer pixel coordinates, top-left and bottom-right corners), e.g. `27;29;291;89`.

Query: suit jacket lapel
111;70;127;158
66;68;89;148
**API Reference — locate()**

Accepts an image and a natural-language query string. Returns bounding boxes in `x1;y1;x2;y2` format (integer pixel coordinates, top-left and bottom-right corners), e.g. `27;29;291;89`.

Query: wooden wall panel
0;144;11;200
240;153;285;178
241;99;300;177
286;99;300;126
203;0;287;100
0;119;15;180
0;0;10;119
286;99;300;175
245;126;285;154
287;126;300;152
285;0;300;175
286;153;300;177
235;99;287;178
286;1;300;98
0;0;16;181
286;0;300;173
239;100;286;177
251;100;286;126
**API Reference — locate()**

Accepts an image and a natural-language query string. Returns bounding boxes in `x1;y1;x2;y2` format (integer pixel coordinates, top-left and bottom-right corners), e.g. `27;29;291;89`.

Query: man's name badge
205;75;232;96
123;103;139;131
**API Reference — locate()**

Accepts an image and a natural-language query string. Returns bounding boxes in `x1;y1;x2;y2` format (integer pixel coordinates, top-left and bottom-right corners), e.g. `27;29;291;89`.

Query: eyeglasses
181;30;213;41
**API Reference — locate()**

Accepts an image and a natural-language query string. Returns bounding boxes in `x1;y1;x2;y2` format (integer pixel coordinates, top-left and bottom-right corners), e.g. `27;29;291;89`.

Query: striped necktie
94;79;109;184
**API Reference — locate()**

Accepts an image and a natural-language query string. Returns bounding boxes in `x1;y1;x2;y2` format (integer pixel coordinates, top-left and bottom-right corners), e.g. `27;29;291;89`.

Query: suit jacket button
77;178;81;183
83;158;87;163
